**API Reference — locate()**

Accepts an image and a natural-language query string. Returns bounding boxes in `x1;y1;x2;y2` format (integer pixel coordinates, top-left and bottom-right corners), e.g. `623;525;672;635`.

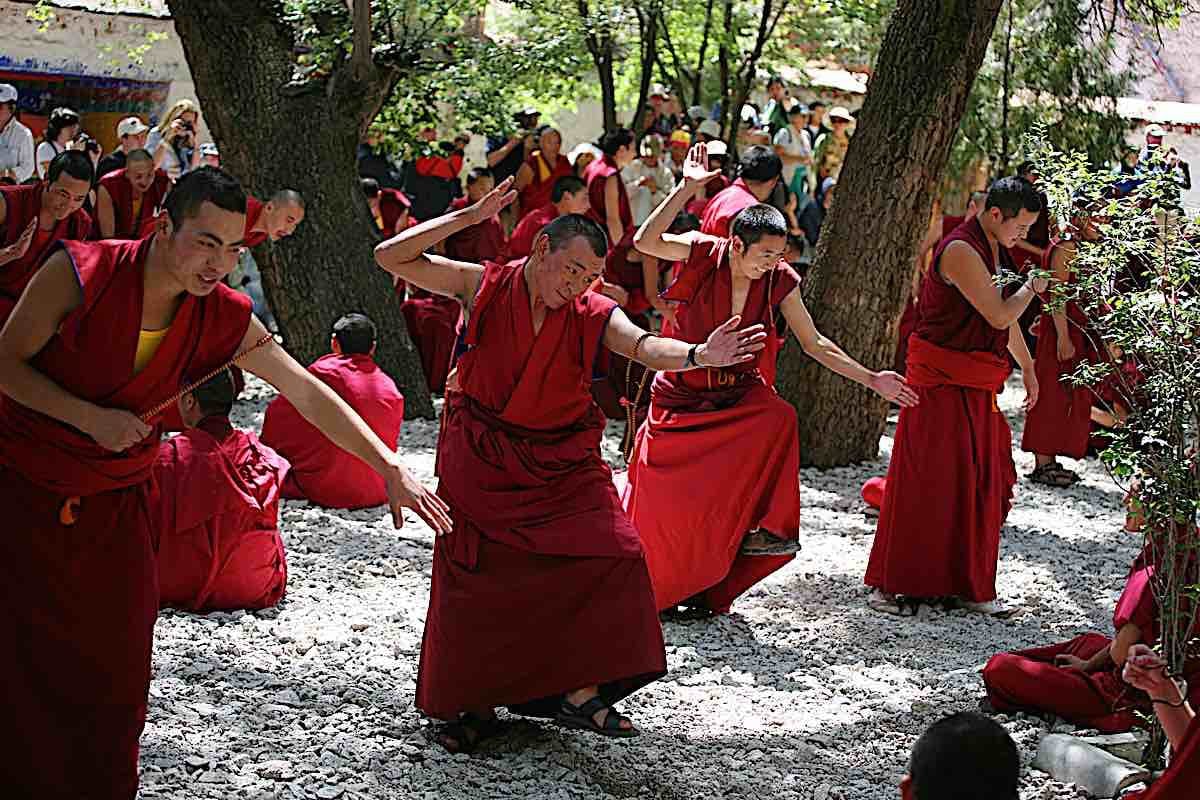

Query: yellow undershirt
130;193;144;227
133;328;170;375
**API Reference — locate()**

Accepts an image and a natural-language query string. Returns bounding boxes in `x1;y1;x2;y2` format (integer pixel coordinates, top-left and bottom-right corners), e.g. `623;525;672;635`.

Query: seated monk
512;126;573;223
95;148;170;239
362;178;411;236
1121;644;1200;799
982;551;1200;731
153;367;290;612
901;712;1019;800
375;175;765;751
261;313;404;509
242;189;306;248
625;144;915;616
508;175;591;261
0;150;93;326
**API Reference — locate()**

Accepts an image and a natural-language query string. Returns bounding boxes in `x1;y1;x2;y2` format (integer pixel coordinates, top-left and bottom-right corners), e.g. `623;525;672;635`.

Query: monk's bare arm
380;252;483;308
779;287;875;386
513;163;533;192
1007;324;1034;370
634;179;703;262
940;241;1042;330
1050;245;1073;347
603;307;765;371
96;186;116;239
603;175;625;246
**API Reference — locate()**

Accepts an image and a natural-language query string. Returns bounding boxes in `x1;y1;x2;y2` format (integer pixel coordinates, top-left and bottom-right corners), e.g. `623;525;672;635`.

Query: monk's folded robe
866;217;1017;603
0;237;251;798
417;259;665;720
584;154;646;315
0;182;92;326
153;414;290;612
983;562;1200;732
98;166;170;240
621;235;801;614
508;202;557;261
262;352;403;509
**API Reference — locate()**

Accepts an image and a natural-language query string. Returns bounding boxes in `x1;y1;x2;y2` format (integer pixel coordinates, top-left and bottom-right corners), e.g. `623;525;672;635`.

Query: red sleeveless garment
620;235;801;613
99;167;171;239
865;216;1017;603
508;202;557;260
584;155;643;306
0;182;92;325
0;236;251;799
242;196;268;248
417;260;665;720
517;151;572;221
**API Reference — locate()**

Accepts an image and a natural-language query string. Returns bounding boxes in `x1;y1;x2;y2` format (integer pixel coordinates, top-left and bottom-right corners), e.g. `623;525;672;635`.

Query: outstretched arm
779;287;918;407
238;316;451;535
603;308;766;372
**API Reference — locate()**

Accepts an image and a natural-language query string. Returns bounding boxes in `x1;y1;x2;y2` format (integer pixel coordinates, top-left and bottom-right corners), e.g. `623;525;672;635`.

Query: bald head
263;188;307;240
126;148;154;166
271;188;305;210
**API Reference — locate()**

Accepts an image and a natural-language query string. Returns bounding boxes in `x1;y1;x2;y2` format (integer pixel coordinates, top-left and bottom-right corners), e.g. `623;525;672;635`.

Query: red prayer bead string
138;333;275;423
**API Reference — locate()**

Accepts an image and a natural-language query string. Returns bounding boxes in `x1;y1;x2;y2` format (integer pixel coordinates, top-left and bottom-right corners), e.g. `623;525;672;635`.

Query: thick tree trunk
775;0;1004;466
597;51;618;132
166;0;435;418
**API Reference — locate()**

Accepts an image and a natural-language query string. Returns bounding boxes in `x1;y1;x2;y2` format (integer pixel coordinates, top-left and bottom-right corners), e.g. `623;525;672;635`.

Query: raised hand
698;315;767;367
85;406;153;452
682;143;722;186
472;176;518;222
384;461;453;536
869;371;919;407
0;219;36;267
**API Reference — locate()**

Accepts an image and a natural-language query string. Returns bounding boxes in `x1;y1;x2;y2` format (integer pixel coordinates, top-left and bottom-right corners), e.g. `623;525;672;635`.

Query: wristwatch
686;344;700;368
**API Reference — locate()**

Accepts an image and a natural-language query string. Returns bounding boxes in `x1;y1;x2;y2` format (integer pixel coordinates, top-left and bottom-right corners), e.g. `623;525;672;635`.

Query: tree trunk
630;2;660;135
166;0;434;418
716;0;733;137
692;0;714;107
597;49;618;132
775;0;1004;467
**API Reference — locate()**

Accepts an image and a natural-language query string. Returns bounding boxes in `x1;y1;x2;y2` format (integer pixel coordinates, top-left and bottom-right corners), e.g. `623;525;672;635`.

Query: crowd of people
0;72;1196;800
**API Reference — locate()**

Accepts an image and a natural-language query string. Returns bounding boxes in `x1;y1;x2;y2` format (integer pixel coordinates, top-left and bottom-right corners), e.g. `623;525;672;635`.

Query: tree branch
351;0;373;81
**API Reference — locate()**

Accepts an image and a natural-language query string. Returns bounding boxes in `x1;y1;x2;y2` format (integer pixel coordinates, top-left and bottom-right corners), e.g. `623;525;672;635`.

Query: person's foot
740;529;802;556
958;598;1020;619
866;588;917;616
429;710;499;753
562;688;635;734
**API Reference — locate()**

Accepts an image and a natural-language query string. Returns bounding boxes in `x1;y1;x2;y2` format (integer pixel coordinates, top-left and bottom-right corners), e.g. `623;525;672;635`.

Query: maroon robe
865;217;1017;602
1126;715;1200;799
686;175;731;218
378;189;410;236
584;155;645;311
517;151;572;221
153;415;290;612
508;202;558;260
0;237;251;799
261;353;403;509
417;260;665;719
620;236;801;613
983;563;1200;732
1021;242;1100;459
242;196;268;248
99;167;171;240
0;183;92;325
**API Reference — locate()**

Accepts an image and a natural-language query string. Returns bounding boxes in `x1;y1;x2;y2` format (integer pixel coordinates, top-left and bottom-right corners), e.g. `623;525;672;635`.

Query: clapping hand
869;371;919;407
696;315;767;367
682;143;722;187
471;176;518;222
0;219;36;267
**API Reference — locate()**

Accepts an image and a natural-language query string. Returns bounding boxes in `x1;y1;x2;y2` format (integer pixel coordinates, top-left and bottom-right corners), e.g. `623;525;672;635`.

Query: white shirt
36;140;64;179
773;125;812;184
0;117;35;183
621;159;676;225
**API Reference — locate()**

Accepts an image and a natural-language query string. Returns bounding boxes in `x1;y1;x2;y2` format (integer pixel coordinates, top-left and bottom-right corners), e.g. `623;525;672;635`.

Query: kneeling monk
865;177;1046;617
0;167;449;799
626;143;915;615
374;176;764;751
153;367;291;612
95;148;170;240
262;313;405;509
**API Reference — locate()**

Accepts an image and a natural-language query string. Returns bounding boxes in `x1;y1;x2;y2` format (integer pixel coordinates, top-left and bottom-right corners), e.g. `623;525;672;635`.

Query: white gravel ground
140;374;1137;800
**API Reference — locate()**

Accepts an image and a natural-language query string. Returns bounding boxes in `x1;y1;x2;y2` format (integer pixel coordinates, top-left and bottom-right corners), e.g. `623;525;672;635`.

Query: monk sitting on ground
242;189;306;248
1121;644;1200;799
96;148;170;239
901;713;1019;800
625;143;914;617
363;178;411;236
262;313;404;509
0;150;93;326
375;175;764;752
508;175;591;261
865;177;1045;618
153;367;290;612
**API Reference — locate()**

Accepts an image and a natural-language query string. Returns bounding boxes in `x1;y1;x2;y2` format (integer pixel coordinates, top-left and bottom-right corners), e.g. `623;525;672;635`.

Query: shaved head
126;148;154;166
271;188;305;210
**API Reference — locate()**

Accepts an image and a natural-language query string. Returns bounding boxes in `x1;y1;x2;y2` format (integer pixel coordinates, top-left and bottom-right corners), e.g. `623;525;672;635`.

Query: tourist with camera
149;99;203;180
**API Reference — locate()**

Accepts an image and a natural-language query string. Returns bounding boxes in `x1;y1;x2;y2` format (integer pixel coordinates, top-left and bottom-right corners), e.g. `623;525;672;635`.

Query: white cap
117;116;150;137
567;142;601;165
698;119;721;138
1146;124;1167;138
828;106;854;122
0;84;17;104
706;140;728;157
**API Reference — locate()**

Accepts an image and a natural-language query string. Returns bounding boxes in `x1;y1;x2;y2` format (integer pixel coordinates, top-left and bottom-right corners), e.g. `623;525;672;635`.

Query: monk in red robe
262;313;405;509
1021;210;1103;486
0;167;449;799
508;175;591;260
96;148;171;239
625;143;915;616
1122;645;1200;799
583;128;643;310
154;367;290;612
513;126;573;222
362;178;411;236
865;177;1046;618
0;150;93;326
983;556;1200;731
684;142;732;218
375;176;765;751
243;189;306;248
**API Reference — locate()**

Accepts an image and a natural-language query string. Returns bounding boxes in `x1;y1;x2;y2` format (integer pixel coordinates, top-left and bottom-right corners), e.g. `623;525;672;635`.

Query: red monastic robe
686;175;731;218
584;155;645;312
1126;715;1200;799
517;151;572;221
1091;357;1144;452
379;189;410;236
261;353;403;509
153;415;290;612
99;167;171;240
0;183;92;326
865;217;1017;602
983;562;1200;732
1021;243;1100;459
242;196;268;248
620;236;802;613
894;216;967;374
0;237;251;799
508;202;558;261
417;260;665;720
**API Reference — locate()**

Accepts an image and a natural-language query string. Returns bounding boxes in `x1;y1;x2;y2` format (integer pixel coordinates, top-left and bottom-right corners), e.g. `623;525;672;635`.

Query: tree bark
630;1;660;135
578;0;618;132
166;0;434;419
775;0;1004;467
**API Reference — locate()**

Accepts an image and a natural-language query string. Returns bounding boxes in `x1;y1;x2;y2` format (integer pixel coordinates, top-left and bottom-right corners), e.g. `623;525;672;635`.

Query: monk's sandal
740;530;802;556
428;712;500;754
556;697;639;738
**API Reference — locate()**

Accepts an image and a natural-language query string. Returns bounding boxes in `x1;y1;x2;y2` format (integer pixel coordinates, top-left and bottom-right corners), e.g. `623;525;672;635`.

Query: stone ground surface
140;375;1138;800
